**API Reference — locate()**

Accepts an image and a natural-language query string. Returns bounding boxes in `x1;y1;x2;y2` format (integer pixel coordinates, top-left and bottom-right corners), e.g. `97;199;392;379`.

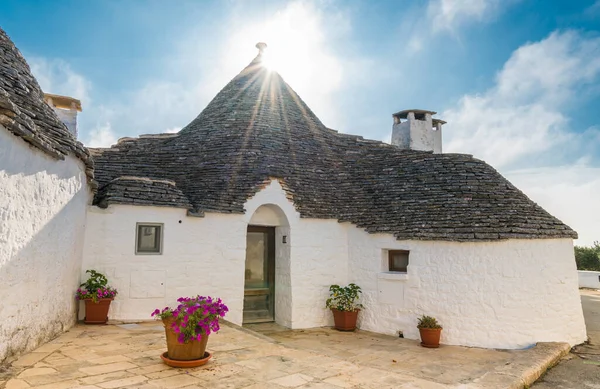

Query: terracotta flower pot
331;308;359;331
419;328;442;348
84;298;113;324
163;318;209;361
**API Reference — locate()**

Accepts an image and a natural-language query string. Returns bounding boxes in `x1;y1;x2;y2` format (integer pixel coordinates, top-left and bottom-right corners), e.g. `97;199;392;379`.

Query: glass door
243;226;275;323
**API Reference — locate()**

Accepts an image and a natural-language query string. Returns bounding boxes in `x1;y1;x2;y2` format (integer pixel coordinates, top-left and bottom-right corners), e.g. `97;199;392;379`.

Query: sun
223;1;342;127
255;43;276;71
253;14;317;81
256;40;304;76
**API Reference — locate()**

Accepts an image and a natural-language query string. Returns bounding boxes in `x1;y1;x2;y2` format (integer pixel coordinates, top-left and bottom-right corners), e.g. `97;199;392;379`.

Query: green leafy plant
325;283;364;312
417;315;442;329
81;270;108;291
76;270;117;303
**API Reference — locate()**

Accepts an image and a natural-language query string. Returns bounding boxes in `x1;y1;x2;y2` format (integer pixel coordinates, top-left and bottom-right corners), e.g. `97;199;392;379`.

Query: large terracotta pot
419;328;442;348
163;318;209;361
331;308;359;331
84;298;113;324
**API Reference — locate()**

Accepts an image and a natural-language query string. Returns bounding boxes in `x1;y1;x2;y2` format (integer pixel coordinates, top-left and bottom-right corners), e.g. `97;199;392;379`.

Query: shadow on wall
1;150;83;181
0;187;88;364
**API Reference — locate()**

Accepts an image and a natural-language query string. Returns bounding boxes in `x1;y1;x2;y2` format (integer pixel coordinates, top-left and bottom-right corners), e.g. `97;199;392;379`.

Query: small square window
136;223;163;254
388;250;409;273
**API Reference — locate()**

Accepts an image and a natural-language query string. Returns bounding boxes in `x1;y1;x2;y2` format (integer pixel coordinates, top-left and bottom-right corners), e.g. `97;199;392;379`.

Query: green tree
575;241;600;271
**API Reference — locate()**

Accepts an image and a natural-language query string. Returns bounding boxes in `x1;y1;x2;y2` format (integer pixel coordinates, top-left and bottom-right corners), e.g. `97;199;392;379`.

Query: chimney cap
44;93;82;112
392;109;436;120
255;42;268;54
432;118;447;125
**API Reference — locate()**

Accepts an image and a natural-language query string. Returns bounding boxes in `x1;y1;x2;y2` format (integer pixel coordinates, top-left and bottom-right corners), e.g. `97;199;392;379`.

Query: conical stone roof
0;27;95;184
91;44;577;241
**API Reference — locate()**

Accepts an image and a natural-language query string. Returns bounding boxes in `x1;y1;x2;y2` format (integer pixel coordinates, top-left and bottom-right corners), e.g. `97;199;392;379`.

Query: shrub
325;283;364;312
575;242;600;271
417;315;442;329
152;296;228;344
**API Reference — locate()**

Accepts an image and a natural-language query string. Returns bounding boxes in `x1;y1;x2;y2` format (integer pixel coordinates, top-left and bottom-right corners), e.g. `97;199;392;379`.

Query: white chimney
391;109;446;153
43;94;82;139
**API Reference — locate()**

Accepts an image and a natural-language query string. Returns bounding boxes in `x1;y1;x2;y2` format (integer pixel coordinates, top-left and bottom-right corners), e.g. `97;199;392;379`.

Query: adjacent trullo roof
90;43;577;241
0;27;95;185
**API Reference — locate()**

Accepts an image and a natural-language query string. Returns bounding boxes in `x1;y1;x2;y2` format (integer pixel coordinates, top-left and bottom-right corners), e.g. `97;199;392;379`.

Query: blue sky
2;0;600;244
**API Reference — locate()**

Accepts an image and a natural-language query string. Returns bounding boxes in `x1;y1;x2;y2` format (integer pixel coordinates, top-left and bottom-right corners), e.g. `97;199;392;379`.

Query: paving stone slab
0;321;569;389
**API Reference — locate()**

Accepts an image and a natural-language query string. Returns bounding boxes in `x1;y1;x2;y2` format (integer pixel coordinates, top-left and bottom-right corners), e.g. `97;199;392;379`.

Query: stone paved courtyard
0;321;569;389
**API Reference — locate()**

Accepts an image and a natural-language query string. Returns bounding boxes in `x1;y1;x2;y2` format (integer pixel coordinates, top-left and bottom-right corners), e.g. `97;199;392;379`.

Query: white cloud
506;165;600;246
28;57;117;146
585;0;600;17
427;0;518;33
444;30;600;168
428;0;492;32
111;81;207;137
405;0;519;55
87;123;117;148
443;30;600;245
496;31;600;106
28;57;193;144
29;57;91;104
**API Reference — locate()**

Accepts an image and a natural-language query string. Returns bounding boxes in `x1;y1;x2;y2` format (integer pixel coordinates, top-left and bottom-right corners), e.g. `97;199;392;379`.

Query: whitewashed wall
81;205;247;323
0;127;90;363
81;180;348;328
348;227;587;349
579;271;600;289
82;178;585;349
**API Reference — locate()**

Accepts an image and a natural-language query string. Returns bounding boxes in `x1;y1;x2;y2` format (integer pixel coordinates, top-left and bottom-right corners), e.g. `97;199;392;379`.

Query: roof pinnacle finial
256;42;267;54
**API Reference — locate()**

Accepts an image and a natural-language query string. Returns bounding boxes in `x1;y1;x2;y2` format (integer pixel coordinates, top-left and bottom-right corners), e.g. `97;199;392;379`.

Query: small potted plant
76;270;118;324
326;283;364;331
152;295;228;368
417;315;443;348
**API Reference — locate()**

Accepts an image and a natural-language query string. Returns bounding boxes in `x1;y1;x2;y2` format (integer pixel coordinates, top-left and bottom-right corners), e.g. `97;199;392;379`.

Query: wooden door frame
245;225;276;322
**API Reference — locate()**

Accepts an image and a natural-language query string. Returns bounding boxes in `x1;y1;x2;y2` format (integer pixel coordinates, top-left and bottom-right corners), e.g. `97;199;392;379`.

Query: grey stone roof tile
90;49;577;241
95;176;192;210
0;27;95;187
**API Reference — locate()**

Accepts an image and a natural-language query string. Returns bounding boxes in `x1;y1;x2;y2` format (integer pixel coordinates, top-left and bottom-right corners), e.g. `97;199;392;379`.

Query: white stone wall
81;180;348;328
348;227;587;349
82;178;585;349
579;271;600;289
81;205;247;324
0;126;90;363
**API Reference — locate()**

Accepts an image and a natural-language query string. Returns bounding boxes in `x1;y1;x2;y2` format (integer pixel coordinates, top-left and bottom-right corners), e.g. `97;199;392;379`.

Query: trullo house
0;27;95;363
0;27;586;363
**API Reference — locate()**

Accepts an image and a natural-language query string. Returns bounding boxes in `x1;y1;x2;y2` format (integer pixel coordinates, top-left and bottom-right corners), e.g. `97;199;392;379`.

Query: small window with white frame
388;250;409;273
136;223;163;254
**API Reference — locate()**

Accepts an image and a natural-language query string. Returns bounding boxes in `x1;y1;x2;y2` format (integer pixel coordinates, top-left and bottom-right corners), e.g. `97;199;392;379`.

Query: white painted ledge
377;272;409;281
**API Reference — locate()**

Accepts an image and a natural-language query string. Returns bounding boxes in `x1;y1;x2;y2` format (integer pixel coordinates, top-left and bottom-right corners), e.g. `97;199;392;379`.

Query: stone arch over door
246;203;292;327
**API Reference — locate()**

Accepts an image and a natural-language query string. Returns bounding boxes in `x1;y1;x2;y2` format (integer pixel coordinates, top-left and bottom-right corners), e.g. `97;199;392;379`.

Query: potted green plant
325;283;364;331
152;295;228;368
76;270;118;324
417;315;443;348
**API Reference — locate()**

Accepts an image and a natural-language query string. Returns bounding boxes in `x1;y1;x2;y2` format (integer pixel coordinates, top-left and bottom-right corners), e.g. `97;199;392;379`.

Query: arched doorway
243;204;291;326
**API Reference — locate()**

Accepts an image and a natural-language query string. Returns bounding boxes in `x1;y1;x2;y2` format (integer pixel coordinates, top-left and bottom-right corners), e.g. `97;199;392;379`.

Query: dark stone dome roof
90;48;577;241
